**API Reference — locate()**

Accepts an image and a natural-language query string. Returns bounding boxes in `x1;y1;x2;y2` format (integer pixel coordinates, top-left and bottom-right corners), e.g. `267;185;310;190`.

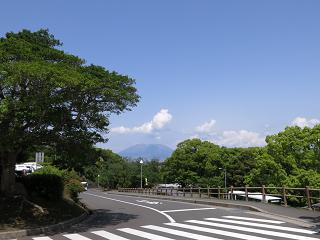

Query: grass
0;196;84;231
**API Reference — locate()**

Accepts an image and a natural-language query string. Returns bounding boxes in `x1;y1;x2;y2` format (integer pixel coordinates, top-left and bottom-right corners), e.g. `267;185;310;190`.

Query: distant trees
162;125;320;188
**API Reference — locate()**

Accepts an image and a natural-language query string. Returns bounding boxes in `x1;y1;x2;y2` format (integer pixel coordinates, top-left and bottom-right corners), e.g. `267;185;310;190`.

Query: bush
33;165;84;202
65;179;84;202
23;174;64;201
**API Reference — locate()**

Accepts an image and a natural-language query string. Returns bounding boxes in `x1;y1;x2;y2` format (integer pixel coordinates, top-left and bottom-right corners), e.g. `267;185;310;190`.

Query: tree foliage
0;29;139;194
162;125;320;188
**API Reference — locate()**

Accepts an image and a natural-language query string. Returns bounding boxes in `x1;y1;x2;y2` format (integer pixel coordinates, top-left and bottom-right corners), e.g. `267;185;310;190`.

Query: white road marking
206;217;316;234
84;192;176;223
165;222;274;240
92;230;130;240
33;238;53;240
136;199;163;205
186;220;320;240
63;233;92;240
142;225;223;240
223;215;285;224
162;207;216;213
118;228;175;240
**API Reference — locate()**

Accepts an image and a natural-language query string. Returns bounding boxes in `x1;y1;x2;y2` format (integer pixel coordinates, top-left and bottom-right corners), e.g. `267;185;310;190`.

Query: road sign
35;152;44;163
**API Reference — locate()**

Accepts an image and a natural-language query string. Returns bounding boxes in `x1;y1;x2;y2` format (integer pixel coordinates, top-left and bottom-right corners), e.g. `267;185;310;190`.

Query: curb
107;191;318;228
0;206;89;240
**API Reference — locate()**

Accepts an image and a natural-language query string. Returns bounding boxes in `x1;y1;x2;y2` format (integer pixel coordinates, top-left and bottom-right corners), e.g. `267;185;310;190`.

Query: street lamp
219;167;227;189
140;159;143;189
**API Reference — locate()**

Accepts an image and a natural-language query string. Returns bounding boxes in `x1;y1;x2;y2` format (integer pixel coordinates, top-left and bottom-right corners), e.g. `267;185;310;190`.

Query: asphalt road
20;188;320;240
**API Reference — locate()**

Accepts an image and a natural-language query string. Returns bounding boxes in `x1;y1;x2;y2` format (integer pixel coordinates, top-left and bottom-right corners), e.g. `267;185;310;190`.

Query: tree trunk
0;151;17;196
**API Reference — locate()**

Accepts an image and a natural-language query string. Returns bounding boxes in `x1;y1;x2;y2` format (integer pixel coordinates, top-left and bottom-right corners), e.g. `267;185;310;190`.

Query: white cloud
214;130;266;147
291;117;320;128
111;109;172;134
195;119;216;133
192;119;266;148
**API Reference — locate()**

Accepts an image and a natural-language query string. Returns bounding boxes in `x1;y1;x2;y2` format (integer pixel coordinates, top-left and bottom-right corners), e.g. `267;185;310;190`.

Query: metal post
224;169;227;189
140;160;143;189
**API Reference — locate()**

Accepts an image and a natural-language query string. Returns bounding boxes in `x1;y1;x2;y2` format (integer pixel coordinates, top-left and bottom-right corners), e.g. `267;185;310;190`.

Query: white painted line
118;228;175;240
33;238;53;240
162;207;216;213
63;233;92;240
92;230;130;240
165;222;274;240
206;217;316;234
142;225;223;240
223;216;285;224
186;220;320;240
84;192;175;223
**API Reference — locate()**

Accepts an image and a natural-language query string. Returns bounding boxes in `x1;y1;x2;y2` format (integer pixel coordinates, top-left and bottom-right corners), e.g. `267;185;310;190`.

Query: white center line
162;207;216;213
84;192;176;223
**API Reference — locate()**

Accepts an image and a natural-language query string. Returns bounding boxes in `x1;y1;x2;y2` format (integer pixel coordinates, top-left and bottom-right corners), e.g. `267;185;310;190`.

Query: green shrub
65;179;84;202
23;174;64;200
33;165;84;202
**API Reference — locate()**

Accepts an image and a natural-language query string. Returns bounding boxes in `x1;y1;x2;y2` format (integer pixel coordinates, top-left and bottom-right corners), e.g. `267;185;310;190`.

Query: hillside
119;144;173;161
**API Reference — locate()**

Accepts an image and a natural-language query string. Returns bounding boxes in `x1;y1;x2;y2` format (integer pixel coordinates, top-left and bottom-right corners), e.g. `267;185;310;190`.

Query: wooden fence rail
118;186;320;209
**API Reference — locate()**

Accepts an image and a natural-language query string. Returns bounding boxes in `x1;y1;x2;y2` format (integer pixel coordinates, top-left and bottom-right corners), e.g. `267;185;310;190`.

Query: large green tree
0;29;139;195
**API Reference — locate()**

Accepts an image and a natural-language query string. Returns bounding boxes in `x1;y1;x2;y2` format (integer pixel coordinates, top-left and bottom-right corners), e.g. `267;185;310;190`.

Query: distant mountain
119;144;173;161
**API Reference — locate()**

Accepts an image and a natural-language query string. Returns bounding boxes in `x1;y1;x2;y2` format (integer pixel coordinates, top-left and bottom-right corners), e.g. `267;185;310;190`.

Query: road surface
20;188;320;240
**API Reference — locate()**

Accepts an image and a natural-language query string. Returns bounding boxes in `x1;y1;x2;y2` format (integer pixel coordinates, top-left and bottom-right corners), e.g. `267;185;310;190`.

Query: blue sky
1;0;320;152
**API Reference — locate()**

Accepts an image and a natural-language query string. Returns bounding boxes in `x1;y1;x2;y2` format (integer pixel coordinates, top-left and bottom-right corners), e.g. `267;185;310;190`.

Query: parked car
15;162;42;176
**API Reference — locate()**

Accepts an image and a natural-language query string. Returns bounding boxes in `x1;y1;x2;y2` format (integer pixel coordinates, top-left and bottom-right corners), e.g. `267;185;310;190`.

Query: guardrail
118;185;320;209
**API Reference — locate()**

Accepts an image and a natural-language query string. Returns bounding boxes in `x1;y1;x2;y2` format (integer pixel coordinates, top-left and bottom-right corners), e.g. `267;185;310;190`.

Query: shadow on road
46;209;138;235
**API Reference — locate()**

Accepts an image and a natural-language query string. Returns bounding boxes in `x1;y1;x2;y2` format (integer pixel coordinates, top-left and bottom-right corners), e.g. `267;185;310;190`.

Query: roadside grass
0;196;84;231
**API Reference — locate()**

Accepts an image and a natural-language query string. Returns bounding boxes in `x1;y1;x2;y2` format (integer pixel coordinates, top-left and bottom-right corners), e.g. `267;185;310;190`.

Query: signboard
35;152;44;163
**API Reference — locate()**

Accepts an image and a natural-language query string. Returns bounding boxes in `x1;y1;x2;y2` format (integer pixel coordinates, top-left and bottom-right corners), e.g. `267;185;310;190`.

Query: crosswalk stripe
164;222;274;240
33;237;53;240
223;215;285;224
185;220;320;240
92;230;130;240
118;228;176;240
142;225;223;240
63;233;92;240
205;217;316;234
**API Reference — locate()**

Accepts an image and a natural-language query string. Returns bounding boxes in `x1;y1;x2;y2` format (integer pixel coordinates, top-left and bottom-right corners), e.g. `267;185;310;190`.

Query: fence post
218;186;221;199
262;185;266;203
165;188;168;196
190;187;193;198
183;187;185;197
282;186;287;207
207;186;210;198
199;187;201;198
245;185;249;201
306;186;312;209
230;186;234;200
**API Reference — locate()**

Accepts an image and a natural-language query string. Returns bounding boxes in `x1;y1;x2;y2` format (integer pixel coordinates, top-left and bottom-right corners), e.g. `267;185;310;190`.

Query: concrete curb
0;205;89;240
108;191;319;229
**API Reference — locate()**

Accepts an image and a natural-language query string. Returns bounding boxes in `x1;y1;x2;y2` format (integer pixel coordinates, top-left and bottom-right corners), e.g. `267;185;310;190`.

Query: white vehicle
81;181;88;191
230;190;282;203
15;162;42;176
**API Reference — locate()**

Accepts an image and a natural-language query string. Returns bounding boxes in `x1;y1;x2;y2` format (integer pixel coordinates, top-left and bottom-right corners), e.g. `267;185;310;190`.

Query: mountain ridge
118;144;173;161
